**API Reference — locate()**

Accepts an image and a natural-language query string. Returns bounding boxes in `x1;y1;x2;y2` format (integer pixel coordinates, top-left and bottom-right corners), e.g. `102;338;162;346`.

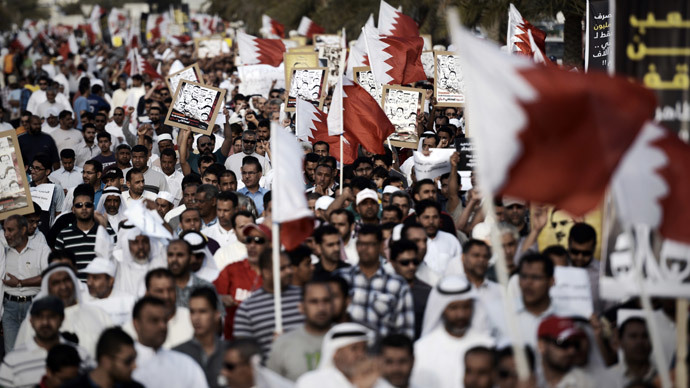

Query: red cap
243;223;272;241
537;316;584;341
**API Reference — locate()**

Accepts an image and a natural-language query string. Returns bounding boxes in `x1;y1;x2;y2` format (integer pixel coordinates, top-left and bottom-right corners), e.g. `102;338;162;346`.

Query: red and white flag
345;14;375;80
527;30;550;65
378;0;419;38
237;31;286;67
11;31;33;51
328;78;395;155
448;11;656;217
261;15;285;39
296;99;358;164
123;48;162;79
297;16;325;38
507;3;546;57
271;122;315;250
612;122;690;244
362;24;426;85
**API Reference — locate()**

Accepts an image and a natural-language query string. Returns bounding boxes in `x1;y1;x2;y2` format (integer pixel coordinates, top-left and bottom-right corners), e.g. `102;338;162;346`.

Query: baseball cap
243;223;272;241
30;295;65;316
81;257;117;277
502;196;526;208
383;185;400;195
356;188;379;206
537;316;585;342
102;168;123;181
315;196;335;211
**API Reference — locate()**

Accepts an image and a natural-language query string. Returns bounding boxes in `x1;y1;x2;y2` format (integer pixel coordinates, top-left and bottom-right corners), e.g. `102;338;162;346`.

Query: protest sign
421;34;432;50
29;183;54;213
381;85;425;144
412;148;456;180
166;63;202;98
195;38;228;58
284;52;319;89
421;51;435;79
354;66;382;106
319;46;345;88
285;67;328;112
313;34;341;48
0;131;33;220
238;64;286;98
165;80;226;135
585;0;611;72
615;0;690;133
551;267;594;318
434;51;465;106
455;137;475;172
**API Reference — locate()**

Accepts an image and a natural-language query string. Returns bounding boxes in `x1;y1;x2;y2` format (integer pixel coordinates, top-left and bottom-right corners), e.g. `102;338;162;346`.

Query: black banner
140;13;148;46
615;0;690;133
455;138;476;172
585;1;610;72
99;11;111;46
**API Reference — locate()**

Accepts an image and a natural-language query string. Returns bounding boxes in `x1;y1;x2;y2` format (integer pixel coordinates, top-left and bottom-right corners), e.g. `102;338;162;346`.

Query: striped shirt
233;286;304;358
54;222;115;278
0;337;92;388
335;263;415;339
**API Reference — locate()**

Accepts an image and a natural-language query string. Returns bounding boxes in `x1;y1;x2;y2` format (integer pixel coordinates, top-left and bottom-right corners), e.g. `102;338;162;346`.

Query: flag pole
270;121;283;335
446;7;531;381
339;55;345;195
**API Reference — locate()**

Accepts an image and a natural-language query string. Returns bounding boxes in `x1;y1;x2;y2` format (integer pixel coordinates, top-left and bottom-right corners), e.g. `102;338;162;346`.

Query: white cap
81;257;116;277
315;196;335;211
157;133;173;143
356;188;379;206
449;118;462;128
383;185;400;195
156;191;175;204
45;106;61;118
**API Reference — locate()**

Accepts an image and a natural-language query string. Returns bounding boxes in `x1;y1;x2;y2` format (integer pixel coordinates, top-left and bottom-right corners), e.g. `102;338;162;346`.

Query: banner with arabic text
585;1;611;72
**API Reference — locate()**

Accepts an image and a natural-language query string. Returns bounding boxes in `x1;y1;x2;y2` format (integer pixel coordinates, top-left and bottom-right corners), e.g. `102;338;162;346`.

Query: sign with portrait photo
313;34;341;48
421;51;435;79
166;63;203;99
434;51;465;106
319;46;345;88
0;130;33;220
165;80;226;135
381;85;426;143
354;66;383;106
195;38;228;58
285;67;328;112
284;52;319;90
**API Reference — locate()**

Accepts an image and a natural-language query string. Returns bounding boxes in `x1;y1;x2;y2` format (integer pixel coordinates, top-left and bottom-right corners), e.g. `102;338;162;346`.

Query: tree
0;0;50;31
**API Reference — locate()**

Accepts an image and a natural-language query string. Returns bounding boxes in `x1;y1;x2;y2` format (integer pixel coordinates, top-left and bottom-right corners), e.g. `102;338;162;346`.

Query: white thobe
83;290;136;326
15;302;112;357
224;152;271;180
213;241;248;270
132;342;209;388
411;326;493;388
297;367;394;388
112;249;167;297
124;307;194;349
201;223;237;247
425;231;462;274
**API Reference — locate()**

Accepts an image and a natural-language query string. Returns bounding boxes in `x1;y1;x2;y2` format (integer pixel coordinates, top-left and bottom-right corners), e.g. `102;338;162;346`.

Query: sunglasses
548;338;580;350
223;361;246;371
569;248;593;257
497;369;516;379
397;259;421;267
245;236;266;244
74;202;94;209
243;140;257;144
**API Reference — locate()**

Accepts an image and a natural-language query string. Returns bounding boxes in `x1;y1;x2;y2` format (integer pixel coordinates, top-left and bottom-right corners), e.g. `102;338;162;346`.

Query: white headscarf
96;186;127;232
35;263;83;305
180;230;219;282
318;323;374;370
421;275;488;337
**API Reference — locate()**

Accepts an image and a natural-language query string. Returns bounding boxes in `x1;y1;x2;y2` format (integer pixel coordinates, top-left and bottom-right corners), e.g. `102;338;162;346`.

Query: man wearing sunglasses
388;240;430;340
536;316;593;388
224;130;271;183
567;223;601;314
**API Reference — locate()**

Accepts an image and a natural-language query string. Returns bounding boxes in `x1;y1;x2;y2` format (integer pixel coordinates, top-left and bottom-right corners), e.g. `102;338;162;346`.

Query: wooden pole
676;299;688;387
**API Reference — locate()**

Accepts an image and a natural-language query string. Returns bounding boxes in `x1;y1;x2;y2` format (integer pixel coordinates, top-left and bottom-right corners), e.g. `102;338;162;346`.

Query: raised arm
178;127;193;176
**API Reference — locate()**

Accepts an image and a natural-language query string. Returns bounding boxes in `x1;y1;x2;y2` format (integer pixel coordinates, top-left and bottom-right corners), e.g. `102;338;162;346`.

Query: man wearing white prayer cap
296;323;395;388
81;257;136;326
155;190;176;220
410;276;494;388
96;186;127;232
314;196;334;222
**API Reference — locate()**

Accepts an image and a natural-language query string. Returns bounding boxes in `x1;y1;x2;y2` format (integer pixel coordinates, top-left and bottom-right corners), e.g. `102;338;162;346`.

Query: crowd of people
0;9;675;388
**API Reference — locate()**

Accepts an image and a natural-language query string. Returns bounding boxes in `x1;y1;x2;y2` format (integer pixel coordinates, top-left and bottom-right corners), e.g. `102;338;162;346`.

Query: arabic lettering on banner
615;0;690;133
585;1;611;72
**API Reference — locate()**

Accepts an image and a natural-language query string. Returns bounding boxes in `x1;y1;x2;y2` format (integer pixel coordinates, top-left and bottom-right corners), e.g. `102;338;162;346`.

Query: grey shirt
266;325;326;381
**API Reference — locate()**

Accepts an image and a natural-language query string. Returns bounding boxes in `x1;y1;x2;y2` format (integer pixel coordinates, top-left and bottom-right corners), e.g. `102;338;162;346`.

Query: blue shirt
73;96;90;129
238;186;268;216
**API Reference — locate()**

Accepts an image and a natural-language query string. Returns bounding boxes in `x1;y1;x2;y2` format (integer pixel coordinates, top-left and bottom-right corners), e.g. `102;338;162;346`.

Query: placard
585;0;611;72
381;85;426;143
284;52;319;90
238;64;286;98
354;66;383;106
319;46;345;88
195;38;228;58
284;67;328;112
551;266;594;318
29;183;54;212
313;34;341;48
455;137;476;172
0;131;33;220
165;63;203;99
165;80;226;135
412;148;456;180
434;51;465;106
421;51;435;79
421;34;432;50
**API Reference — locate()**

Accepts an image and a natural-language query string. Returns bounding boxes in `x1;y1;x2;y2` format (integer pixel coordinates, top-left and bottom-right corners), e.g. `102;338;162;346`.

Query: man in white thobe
81;258;135;326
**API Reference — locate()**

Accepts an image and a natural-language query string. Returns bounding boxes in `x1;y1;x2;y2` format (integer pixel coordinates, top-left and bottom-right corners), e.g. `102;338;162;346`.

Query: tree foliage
0;0;50;31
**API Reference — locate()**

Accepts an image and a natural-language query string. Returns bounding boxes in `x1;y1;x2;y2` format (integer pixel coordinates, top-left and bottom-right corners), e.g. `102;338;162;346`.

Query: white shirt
158;168;184;205
213;241;248;271
27;90;72;116
36;99;72;119
124;307;194;349
343;235;359;266
411;325;493;388
112;248;167;297
424;230;462;275
83;289;136;326
105;120;128;145
297;367;394;388
516;302;558;350
50;128;85;154
4;238;50;297
75;142;100;167
41;122;59;134
15;302;113;357
132;342;209;388
53;73;70;96
49;166;83;190
202;223;237;247
224;151;272;180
